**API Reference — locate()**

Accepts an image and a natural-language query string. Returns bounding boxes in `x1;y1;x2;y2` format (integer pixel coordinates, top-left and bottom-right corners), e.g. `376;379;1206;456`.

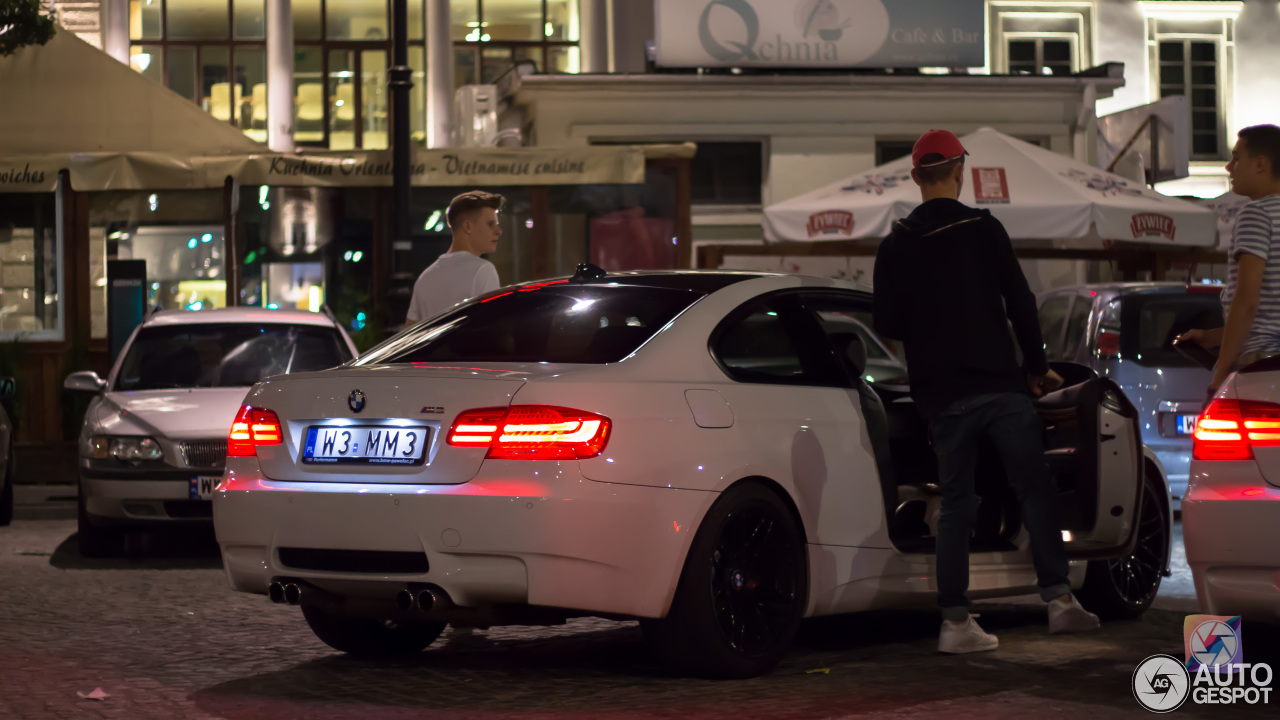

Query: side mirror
0;377;13;399
64;371;106;394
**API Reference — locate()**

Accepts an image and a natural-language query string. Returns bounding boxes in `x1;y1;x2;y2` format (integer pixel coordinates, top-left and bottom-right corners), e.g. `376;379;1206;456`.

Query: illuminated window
1141;3;1242;160
988;3;1092;76
452;0;581;85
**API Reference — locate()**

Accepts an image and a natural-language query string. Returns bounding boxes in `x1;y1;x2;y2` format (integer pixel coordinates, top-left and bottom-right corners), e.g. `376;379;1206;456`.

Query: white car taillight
447;405;611;460
1193;398;1280;461
228;405;284;457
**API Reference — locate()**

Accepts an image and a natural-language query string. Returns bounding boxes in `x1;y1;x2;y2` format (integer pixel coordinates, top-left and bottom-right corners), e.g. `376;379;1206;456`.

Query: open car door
1037;363;1145;559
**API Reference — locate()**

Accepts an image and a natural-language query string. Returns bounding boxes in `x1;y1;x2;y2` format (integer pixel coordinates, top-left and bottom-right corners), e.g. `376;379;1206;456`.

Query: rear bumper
213;457;715;619
80;475;214;526
1183;460;1280;624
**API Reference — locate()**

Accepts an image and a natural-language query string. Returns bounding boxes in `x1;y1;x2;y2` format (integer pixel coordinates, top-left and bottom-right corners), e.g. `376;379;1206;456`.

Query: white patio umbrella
764;127;1217;247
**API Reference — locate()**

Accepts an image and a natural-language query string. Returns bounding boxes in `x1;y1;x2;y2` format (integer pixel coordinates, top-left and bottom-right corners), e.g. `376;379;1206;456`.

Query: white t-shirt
405;251;501;324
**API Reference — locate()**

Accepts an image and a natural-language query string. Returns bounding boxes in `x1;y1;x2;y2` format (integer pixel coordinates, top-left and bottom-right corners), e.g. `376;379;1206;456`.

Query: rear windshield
355;284;702;365
1121;292;1223;367
115;323;352;391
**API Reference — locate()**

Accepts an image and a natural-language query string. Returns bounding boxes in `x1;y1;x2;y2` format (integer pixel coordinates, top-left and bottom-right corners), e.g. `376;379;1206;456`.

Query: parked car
0;377;17;526
1185;357;1280;624
213;270;1173;677
1037;282;1224;509
66;307;358;557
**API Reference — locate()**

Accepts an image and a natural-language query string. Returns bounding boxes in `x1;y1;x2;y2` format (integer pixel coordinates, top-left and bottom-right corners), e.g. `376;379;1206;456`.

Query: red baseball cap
912;130;969;168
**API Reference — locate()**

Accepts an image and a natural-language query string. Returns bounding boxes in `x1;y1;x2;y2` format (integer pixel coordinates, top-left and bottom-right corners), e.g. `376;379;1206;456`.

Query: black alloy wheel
642;482;806;678
1078;472;1169;620
709;505;803;658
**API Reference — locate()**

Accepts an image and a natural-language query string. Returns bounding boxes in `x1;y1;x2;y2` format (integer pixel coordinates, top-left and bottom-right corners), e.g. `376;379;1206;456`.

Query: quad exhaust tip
394;589;414;612
284;583;302;605
267;581;286;604
415;588;436;612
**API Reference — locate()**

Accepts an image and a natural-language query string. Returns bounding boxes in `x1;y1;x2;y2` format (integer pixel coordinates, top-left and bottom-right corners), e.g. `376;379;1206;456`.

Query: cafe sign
0;147;647;192
655;0;985;69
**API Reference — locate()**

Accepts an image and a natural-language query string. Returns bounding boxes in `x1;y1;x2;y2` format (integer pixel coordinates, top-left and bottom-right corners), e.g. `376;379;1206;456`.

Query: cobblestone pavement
1;519;1275;720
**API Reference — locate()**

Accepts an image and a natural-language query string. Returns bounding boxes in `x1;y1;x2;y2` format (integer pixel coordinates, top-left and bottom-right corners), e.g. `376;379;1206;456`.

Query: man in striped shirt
1181;125;1280;396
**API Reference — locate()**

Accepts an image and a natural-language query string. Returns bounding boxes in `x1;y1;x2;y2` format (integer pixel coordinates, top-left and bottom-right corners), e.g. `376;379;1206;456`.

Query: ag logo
698;0;759;63
1133;654;1190;713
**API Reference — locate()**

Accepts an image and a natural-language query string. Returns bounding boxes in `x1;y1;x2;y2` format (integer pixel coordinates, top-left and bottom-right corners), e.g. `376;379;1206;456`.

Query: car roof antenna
573;263;607;281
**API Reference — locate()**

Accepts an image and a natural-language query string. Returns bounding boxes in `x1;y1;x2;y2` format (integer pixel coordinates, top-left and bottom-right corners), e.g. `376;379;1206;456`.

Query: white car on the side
1186;360;1280;624
213;269;1174;677
66;307;358;557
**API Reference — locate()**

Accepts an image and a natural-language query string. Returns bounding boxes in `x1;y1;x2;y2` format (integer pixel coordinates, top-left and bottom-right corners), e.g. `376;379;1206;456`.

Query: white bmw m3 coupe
213;268;1173;677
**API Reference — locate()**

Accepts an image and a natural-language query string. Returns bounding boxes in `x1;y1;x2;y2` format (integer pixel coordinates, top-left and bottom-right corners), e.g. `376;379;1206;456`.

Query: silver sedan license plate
303;426;429;465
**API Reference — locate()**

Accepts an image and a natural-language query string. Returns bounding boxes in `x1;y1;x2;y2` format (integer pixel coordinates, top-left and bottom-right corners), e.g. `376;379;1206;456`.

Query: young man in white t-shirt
405;190;505;325
1178;125;1280;396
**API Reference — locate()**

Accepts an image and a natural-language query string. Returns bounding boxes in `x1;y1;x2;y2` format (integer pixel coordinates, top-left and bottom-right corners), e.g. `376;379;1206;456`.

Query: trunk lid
245;364;575;483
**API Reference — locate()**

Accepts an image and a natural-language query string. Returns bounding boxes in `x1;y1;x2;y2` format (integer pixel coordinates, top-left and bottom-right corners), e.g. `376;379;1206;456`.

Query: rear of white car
213;280;723;626
1185;362;1280;624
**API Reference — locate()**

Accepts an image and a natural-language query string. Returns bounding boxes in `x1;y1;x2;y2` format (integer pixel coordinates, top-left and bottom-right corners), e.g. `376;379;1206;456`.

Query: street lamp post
389;0;413;260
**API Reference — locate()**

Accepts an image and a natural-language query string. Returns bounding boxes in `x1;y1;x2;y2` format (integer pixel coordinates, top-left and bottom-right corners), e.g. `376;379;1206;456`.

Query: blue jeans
931;393;1071;621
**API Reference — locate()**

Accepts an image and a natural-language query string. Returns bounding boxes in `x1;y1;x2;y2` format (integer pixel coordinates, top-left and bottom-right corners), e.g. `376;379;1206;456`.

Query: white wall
1232;1;1280;134
767;136;874;206
1094;0;1149;116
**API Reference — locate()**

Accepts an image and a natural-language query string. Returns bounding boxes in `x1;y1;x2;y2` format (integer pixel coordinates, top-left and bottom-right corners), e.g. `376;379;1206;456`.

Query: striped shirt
1223;194;1280;354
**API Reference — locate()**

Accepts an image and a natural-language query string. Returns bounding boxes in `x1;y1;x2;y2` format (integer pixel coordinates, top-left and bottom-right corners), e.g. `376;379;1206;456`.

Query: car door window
1061;296;1091;360
711;297;843;387
1037;295;1072;360
795;292;905;385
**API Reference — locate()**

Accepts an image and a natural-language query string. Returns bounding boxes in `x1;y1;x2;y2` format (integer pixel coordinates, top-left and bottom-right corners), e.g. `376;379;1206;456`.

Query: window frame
1004;34;1078;76
451;0;581;85
129;0;426;149
1155;37;1226;160
709;291;848;388
1143;4;1240;162
987;3;1092;77
0;185;67;343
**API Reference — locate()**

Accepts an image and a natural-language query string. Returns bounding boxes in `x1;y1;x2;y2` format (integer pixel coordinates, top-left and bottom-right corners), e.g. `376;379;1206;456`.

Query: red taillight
1096;329;1121;358
228;405;284;457
447;405;611;460
1193;399;1280;461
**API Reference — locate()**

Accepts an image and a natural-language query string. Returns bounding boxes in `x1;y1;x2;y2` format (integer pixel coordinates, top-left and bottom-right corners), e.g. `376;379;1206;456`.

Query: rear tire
76;490;124;558
1077;469;1169;620
301;604;445;658
0;445;13;526
642;482;807;679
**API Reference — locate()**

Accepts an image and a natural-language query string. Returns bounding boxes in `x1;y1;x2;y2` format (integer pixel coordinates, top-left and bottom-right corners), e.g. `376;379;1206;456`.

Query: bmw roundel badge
348;389;366;413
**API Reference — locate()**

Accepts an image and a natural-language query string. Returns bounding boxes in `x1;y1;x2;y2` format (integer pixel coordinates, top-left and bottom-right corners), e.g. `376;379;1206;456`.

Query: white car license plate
1177;414;1198;435
188;475;220;500
303;426;429;465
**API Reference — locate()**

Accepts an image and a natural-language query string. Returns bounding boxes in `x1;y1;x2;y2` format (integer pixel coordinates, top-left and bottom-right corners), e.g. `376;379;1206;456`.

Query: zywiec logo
348;389;366;413
1133;654;1191;713
807;210;854;238
1131;213;1177;241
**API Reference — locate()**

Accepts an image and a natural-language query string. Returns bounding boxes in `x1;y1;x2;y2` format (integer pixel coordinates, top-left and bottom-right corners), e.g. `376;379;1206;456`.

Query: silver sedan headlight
90;436;164;462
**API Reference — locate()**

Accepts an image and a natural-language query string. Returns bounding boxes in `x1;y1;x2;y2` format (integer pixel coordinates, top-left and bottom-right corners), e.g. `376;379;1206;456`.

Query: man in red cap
873;129;1100;654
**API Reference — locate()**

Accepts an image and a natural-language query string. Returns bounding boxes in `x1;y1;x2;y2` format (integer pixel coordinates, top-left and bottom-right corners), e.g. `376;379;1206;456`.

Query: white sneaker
1048;595;1101;634
938;615;999;654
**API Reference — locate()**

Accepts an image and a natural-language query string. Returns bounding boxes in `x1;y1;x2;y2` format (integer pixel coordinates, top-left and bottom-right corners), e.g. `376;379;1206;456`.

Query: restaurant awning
0;28;672;192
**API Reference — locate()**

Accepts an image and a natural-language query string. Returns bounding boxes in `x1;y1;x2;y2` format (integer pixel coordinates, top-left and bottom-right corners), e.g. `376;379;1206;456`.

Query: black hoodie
873;198;1048;418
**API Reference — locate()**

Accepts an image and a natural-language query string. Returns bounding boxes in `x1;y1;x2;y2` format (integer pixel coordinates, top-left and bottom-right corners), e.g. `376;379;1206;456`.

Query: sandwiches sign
655;0;985;69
